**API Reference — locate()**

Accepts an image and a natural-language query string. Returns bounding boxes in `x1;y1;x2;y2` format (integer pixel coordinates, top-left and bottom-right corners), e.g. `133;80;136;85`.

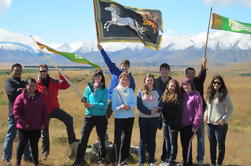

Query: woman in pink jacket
13;78;48;166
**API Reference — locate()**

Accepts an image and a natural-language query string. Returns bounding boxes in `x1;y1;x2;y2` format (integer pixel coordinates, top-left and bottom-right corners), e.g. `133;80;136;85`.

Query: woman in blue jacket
72;70;108;166
112;72;136;166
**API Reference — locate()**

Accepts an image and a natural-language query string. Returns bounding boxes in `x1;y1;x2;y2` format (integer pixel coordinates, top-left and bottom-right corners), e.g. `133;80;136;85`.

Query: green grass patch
0;69;38;76
239;73;251;77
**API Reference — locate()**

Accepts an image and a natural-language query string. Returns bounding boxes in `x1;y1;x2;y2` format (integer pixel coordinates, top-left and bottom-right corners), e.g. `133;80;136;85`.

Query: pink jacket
13;90;48;130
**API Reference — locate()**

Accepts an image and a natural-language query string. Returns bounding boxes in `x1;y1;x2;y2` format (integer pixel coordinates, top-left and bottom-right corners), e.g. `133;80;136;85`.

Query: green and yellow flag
34;40;100;69
211;13;251;34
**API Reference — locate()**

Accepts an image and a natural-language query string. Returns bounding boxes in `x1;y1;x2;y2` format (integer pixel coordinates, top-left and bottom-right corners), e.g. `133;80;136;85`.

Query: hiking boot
42;152;49;160
3;159;11;166
22;155;33;163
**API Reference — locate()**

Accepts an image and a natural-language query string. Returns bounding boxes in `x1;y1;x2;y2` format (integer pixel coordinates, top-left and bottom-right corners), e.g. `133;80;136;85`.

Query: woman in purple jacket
13;78;48;166
180;77;203;166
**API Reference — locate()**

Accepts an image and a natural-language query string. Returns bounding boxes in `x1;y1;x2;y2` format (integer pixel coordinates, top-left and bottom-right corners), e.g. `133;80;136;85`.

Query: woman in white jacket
204;75;233;166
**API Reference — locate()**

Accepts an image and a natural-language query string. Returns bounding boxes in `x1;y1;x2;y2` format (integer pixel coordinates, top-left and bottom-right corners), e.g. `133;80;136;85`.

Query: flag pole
204;7;213;58
30;36;83;98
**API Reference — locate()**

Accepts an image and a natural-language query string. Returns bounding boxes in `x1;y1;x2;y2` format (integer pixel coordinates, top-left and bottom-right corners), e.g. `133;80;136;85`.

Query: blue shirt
112;87;136;119
100;49;135;99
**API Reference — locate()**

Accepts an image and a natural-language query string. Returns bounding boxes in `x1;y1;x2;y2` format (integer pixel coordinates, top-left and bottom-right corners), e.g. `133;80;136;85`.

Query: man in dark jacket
185;56;207;166
2;63;32;166
37;64;78;160
154;63;172;163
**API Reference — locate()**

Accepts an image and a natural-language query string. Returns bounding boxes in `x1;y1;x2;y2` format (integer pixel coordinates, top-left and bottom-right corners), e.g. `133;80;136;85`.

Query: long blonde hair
142;74;155;96
162;79;180;103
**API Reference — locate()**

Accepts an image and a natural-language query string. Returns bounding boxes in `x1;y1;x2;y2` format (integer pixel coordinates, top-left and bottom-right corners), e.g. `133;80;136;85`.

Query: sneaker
3;159;11;166
196;160;204;166
42;152;49;160
120;160;128;166
22;155;33;163
150;163;156;166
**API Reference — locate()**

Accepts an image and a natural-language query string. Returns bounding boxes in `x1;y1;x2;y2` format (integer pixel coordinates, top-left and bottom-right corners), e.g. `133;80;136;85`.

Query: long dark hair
89;70;106;92
162;79;180;103
206;75;228;103
142;74;155;96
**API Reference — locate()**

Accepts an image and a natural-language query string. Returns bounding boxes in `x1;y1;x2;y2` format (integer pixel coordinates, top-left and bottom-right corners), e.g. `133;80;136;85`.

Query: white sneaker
149;163;156;166
197;160;204;166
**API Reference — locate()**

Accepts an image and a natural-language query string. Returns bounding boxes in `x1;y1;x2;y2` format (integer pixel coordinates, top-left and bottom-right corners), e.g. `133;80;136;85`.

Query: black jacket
193;66;207;110
5;76;26;116
159;100;181;130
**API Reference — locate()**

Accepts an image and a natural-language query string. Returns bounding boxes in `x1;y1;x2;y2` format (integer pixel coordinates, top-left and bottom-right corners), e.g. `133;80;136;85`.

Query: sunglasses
213;81;221;85
39;70;48;73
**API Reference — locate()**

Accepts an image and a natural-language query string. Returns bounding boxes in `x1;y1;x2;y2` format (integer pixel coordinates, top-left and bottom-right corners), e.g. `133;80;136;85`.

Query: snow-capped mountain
1;28;251;66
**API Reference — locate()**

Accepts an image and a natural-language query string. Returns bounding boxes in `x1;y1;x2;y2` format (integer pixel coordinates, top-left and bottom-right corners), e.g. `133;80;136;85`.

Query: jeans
112;118;134;163
41;108;76;154
180;125;193;166
2;115;31;161
16;129;41;165
207;123;228;165
138;117;159;164
196;120;205;163
163;123;178;163
74;116;107;164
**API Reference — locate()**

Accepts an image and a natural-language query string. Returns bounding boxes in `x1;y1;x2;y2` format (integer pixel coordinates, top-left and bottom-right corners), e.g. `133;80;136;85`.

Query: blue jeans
41;108;76;154
2;116;31;161
207;123;228;165
196;120;205;162
138;117;159;164
163;123;178;163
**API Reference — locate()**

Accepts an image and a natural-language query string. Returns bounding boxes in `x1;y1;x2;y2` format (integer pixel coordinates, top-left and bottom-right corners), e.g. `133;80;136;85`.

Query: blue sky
0;0;251;43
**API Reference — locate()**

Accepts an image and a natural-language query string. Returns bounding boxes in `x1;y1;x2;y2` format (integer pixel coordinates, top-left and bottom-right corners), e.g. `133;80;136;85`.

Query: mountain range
1;28;251;66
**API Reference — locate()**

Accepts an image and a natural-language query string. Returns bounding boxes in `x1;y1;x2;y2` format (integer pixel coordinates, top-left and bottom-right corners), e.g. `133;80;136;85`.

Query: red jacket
37;73;70;114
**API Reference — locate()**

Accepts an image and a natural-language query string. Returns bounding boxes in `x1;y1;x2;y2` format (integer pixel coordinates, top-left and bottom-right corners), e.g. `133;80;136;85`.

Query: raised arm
97;43;121;75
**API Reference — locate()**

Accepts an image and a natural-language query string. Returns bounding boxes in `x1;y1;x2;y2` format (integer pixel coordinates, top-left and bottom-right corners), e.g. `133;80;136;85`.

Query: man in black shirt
2;63;32;166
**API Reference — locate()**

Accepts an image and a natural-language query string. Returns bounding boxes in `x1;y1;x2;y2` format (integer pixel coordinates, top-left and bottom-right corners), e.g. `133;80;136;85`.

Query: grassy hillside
0;65;250;166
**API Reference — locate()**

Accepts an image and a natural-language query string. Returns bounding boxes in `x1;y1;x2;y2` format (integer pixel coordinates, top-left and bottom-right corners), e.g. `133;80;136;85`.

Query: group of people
1;43;233;166
2;63;78;166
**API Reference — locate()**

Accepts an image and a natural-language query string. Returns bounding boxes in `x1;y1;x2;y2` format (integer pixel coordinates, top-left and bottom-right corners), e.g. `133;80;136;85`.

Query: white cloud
0;0;12;14
204;0;235;6
242;0;251;7
204;0;251;7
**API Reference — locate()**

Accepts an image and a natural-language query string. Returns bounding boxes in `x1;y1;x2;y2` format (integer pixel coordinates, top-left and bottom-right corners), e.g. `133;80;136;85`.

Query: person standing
72;70;108;166
159;79;181;166
154;63;172;163
13;78;48;166
111;72;136;166
180;78;203;166
97;43;135;119
185;56;207;165
204;75;233;166
137;74;160;166
2;63;32;166
37;64;78;160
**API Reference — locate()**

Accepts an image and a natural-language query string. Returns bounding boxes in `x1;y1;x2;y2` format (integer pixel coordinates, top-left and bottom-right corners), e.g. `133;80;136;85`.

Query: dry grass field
0;63;250;166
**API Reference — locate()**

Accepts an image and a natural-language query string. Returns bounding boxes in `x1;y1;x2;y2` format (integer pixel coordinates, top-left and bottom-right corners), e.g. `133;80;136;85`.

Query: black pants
112;118;134;163
74;116;107;164
41;108;76;154
180;125;193;166
16;129;41;165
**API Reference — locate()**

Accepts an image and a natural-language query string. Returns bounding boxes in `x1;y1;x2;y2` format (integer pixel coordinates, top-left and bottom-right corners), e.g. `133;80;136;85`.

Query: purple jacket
180;90;203;129
13;90;49;130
